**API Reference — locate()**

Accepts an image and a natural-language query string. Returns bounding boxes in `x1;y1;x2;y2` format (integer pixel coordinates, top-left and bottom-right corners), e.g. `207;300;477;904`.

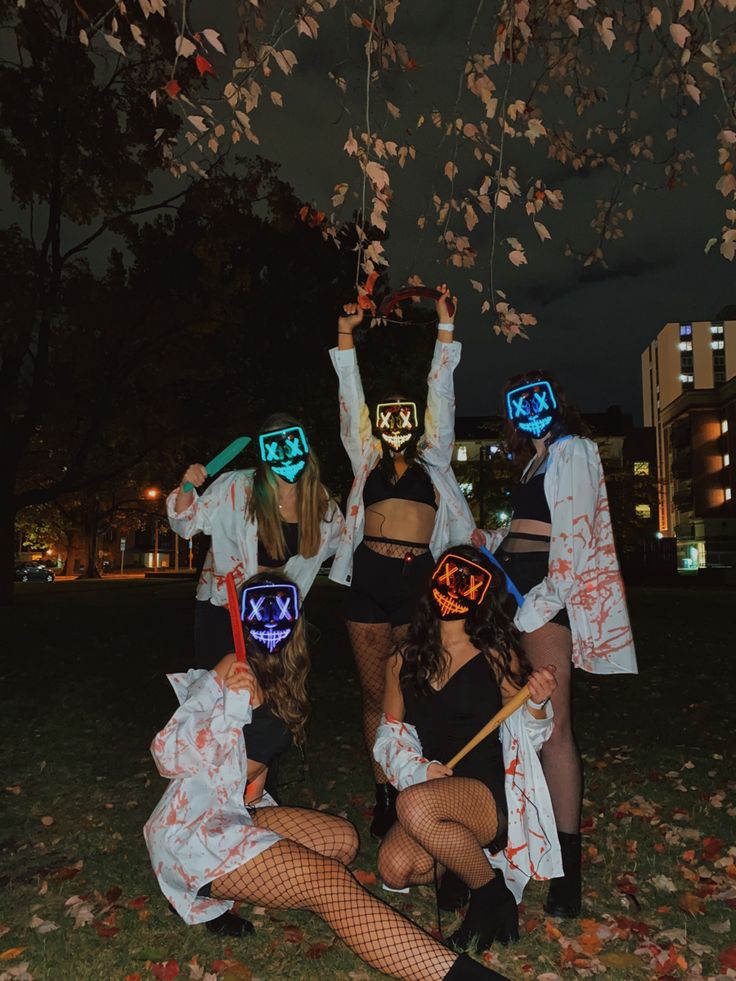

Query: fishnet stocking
210;839;459;981
346;620;396;782
251;806;359;865
380;778;499;890
522;622;582;833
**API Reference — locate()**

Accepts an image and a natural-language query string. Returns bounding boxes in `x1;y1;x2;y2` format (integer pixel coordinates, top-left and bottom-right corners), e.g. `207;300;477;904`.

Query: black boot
437;869;470;912
544;831;582;918
447;870;519;952
205;910;255;937
370;782;397;838
442;952;509;979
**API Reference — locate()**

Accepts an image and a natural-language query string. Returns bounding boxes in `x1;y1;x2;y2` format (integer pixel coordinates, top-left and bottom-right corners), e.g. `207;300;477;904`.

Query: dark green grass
0;579;733;980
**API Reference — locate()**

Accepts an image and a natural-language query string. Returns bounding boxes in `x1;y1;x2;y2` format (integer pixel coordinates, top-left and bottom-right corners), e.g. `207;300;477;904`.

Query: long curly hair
241;572;310;743
401;544;530;697
248;411;334;561
502;369;589;471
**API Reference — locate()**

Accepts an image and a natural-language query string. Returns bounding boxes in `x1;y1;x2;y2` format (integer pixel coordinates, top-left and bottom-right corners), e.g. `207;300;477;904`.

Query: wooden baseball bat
445;685;530;770
225;572;247;664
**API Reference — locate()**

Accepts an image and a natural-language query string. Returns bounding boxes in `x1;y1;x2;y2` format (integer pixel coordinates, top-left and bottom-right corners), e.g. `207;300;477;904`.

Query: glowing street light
145;487;160;500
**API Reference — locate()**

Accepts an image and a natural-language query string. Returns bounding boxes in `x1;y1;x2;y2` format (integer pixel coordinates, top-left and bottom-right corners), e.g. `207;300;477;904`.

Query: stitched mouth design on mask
431;587;470;618
381;432;413;450
250;627;292;653
517;414;553;438
269;459;306;482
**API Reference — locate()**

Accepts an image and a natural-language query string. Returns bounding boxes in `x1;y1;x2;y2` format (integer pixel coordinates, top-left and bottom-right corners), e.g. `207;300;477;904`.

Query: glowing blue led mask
375;401;418;451
259;426;309;483
241;581;300;653
506;381;558;439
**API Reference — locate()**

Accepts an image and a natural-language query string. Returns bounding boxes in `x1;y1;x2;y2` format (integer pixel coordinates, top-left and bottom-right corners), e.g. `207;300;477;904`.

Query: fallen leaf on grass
149;962;180;981
677;891;704;916
4;787;21;795
0;961;33;980
709;918;731;933
53;860;83;880
0;950;27;961
28;916;58;934
0;930;9;940
282;924;304;943
353;869;377;886
598;951;643;971
40;816;54;827
719;944;736;970
93;922;119;938
305;941;331;960
126;896;149;910
123;974;142;981
220;965;252;981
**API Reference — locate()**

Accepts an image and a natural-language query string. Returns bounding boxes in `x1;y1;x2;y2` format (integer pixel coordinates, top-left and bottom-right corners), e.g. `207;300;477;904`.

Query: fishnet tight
346;620;408;782
378;778;499;891
209;808;460;981
522;622;582;833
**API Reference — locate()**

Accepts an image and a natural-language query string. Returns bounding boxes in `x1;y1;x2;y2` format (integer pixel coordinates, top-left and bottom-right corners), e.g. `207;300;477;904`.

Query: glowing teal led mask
506;381;558;439
241;580;300;653
259;426;309;483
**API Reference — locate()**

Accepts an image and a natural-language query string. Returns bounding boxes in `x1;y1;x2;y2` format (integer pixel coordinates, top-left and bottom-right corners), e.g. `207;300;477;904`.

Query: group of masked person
144;288;637;981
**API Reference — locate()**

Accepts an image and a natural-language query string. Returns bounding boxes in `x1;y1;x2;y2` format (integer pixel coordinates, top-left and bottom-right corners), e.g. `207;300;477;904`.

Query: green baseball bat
182;436;251;492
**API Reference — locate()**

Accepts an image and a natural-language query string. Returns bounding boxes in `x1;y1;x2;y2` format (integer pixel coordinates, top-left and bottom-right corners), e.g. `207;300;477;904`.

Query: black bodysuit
400;653;508;846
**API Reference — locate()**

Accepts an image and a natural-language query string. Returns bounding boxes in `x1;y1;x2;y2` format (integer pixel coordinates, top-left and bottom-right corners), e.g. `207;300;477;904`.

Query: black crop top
257;521;299;568
400;653;507;819
510;470;551;524
363;463;437;511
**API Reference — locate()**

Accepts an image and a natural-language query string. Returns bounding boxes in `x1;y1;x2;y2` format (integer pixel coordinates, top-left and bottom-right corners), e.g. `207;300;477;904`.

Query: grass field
0;578;734;981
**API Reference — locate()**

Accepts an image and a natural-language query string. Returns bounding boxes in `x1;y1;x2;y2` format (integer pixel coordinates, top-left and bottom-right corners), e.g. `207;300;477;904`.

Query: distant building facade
641;317;736;570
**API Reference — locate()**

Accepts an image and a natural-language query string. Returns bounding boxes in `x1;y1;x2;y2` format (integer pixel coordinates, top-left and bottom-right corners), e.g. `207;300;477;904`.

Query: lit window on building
725;454;731;468
711;339;724;350
722;420;729;434
710;323;724;335
678;373;694;384
727;488;733;502
678;340;692;351
457;445;468;462
680;324;692;336
633;461;650;476
635;503;652;519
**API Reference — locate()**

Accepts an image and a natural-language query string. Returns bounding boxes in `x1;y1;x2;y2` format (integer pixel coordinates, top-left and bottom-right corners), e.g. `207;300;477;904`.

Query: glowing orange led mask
430;553;492;621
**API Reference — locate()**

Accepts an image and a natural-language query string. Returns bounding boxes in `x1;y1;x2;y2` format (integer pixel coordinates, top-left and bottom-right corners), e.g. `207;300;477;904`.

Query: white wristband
438;322;454;332
527;698;548;711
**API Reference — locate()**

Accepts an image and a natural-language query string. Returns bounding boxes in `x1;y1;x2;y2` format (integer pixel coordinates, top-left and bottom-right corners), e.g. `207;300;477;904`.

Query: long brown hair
401;544;529;697
242;572;310;743
502;369;589;471
248;412;331;561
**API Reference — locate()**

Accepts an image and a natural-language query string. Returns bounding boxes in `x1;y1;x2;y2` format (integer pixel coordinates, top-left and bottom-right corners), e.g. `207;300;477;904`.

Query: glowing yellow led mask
375;401;418;451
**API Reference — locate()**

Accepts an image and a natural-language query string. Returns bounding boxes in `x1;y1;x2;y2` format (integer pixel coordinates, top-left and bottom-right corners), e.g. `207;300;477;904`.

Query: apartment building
641;317;736;569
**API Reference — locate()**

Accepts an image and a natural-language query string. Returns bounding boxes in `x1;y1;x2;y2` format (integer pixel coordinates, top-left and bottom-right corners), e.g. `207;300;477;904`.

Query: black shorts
495;548;570;629
345;542;435;627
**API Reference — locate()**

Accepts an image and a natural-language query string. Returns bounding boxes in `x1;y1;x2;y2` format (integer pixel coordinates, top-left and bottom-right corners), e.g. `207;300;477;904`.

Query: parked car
14;563;55;583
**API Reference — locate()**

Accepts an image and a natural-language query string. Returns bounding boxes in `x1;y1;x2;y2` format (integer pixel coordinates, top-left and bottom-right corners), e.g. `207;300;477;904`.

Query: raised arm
330;303;375;474
166;469;238;540
421;285;462;469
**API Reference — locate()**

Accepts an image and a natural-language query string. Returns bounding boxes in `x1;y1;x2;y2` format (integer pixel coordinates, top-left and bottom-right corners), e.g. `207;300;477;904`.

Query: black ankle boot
442;952;509;979
437;869;470;912
544;831;582;918
370;782;397;838
447;870;519;952
205;910;255;937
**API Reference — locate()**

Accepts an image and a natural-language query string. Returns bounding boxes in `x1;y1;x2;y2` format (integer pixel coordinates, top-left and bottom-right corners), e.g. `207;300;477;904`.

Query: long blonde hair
242;573;310;742
248;412;330;561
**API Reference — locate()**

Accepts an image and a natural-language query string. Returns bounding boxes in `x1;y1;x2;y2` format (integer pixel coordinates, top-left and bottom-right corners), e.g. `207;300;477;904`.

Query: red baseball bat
225;572;247;663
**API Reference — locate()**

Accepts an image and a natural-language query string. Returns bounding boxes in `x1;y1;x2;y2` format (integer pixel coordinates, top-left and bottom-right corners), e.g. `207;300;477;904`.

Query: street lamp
145;488;162;570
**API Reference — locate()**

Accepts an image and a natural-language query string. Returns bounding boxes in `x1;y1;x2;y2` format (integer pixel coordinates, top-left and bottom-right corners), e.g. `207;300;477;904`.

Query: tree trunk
0;490;18;605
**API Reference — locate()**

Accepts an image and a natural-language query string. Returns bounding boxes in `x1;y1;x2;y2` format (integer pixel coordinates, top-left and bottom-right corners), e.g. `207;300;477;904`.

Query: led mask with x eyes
259;426;309;483
506;380;559;440
430;553;493;621
375;401;418;452
241;581;300;653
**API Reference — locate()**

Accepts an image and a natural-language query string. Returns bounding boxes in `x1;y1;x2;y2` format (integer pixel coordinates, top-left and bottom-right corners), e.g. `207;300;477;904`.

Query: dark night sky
2;2;731;424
